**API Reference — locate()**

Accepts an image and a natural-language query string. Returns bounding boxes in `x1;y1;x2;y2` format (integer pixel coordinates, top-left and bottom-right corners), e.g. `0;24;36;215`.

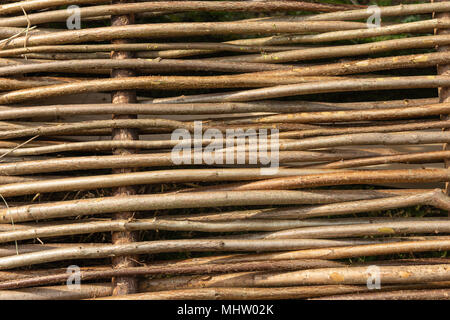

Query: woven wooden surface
0;0;448;300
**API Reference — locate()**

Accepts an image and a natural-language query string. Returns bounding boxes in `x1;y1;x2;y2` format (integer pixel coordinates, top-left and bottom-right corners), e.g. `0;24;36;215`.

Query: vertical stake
110;0;139;295
434;0;450;216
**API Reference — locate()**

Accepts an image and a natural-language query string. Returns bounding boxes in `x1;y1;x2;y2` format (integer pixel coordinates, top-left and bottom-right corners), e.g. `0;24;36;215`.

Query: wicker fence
0;0;449;300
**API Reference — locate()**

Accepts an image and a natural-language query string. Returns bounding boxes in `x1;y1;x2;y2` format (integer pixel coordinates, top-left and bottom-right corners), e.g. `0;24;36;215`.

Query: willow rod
64;241;440;270
278;120;450;139
137;19;448;59
219;34;450;63
1;51;447;77
1;217;429;232
227;103;450;124
0;140;71;148
0;27;51;41
212;130;450;153
0;176;40;184
1;257;446;286
0;266;106;282
6;48;292;60
8;120;450;141
434;0;450;219
139;270;450;292
0;243;109;258
1;238;449;270
137;265;450;290
0;283;113;300
2;21;367;49
0;99;438;121
168;194;438;221
151;18;449;59
14;284;360;300
172;192;448;222
280;131;450;151
0;139;291;156
0;43;305;58
0;0;109;16
152;75;450;104
97;285;450;300
140;281;450;298
0;259;345;290
321;150;450;169
0;218;447;244
2;189;439;223
0;57;48;67
270;19;449;44
0;59;290;76
0;2;369;27
315;289;450;300
0;168;347;198
204;240;450;264
0;119;193;140
256;52;450;77
97;242;449;271
250;220;450;240
0;138;357;156
0;74;351;104
0;218;375;245
147;98;438;109
10;52;110;61
0;151;396;175
0;121;314;134
0;0;359;16
212;169;450;191
307;1;450;21
0;258;342;282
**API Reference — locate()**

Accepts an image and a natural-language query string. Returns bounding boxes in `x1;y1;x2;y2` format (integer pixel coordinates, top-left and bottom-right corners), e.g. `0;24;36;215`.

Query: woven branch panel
0;0;449;300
